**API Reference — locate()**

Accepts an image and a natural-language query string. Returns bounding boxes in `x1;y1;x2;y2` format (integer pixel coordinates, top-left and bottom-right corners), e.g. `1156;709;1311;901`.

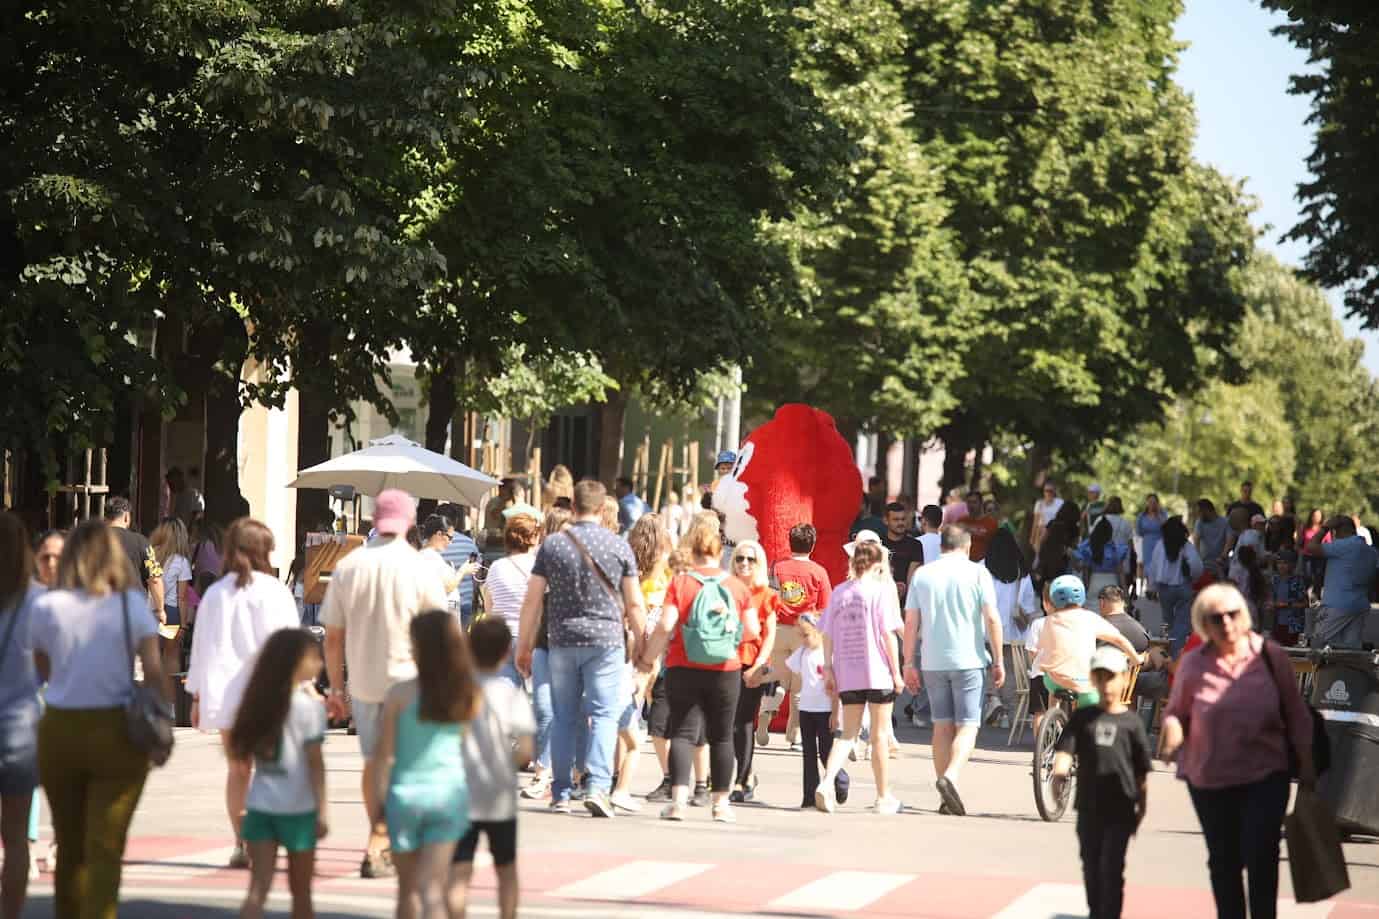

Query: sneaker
360;849;394;879
646;776;673;802
228;844;251;870
935;776;967;817
28;856;40;881
521;774;552;800
584;792;616;819
755;720;771;746
814;782;837;814
712;801;737;824
761;684;786;713
549;799;572;815
888;737;901;759
938;801;952;816
660;803;686;822
729;789;746;804
570;776;590;802
788;742;802;753
609;791;642;813
875;794;902;815
690;783;710;807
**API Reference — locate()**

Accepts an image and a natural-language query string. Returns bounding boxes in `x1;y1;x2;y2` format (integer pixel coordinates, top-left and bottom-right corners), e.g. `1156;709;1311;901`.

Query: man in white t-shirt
321;488;446;878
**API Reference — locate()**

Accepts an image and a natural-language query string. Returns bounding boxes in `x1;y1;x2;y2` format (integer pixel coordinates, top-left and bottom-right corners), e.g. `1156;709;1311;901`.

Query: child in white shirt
778;614;849;808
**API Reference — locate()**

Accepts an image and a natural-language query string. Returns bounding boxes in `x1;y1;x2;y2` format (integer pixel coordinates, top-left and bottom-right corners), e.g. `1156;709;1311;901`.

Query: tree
1260;2;1379;327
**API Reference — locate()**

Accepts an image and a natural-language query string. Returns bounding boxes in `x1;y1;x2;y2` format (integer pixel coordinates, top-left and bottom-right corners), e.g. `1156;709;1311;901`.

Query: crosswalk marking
769;870;915;912
1276;900;1335;919
123;846;237;879
550;860;713;900
990;882;1091;919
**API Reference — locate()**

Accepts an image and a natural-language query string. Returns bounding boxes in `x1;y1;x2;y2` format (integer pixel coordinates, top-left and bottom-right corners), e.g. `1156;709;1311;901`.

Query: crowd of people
0;469;1372;919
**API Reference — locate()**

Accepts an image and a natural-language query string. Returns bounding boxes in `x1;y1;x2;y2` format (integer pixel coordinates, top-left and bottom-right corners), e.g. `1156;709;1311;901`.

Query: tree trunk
295;385;333;536
939;429;971;500
597;389;629;486
418;356;457;519
969;441;986;494
202;319;250;525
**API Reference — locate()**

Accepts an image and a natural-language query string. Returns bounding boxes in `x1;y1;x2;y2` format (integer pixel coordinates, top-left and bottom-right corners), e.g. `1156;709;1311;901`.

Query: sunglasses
1204;608;1244;628
733;556;760;565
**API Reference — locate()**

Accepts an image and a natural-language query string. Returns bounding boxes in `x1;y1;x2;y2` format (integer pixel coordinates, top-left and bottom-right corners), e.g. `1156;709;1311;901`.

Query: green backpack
682;571;743;665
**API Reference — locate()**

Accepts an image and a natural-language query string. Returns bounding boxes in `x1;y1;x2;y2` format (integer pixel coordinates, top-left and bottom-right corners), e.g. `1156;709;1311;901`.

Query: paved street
21;601;1379;917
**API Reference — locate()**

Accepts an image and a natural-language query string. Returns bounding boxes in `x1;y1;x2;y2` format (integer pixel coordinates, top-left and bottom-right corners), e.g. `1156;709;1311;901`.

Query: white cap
1087;483;1103;495
844;529;882;557
1089;646;1130;675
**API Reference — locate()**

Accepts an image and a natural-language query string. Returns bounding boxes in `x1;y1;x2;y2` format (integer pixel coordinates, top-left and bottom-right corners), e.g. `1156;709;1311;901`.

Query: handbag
1285;788;1350;902
120;591;176;766
1259;637;1331;778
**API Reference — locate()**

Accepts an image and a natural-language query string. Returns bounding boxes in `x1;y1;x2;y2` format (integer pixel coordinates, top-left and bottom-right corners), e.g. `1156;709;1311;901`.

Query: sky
1174;0;1379;375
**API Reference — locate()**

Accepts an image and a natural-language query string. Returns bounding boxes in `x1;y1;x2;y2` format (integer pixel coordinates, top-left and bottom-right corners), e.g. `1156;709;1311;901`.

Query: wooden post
529;447;543;509
689;441;700;497
651;439;672;512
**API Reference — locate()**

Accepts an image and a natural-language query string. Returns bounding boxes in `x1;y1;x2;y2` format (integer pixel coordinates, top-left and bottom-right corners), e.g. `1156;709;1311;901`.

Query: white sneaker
609;791;642;813
875;794;902;815
761;685;785;713
660;803;686;822
814;783;837;813
712;801;736;824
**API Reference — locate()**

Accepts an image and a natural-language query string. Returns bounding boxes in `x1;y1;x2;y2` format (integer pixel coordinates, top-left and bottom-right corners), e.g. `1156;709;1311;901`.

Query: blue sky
1175;0;1379;375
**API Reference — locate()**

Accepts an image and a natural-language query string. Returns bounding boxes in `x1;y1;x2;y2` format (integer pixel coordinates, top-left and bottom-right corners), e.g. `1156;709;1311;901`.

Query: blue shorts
386;783;470;854
0;705;39;796
923;669;984;726
618;699;640;734
353;700;384;758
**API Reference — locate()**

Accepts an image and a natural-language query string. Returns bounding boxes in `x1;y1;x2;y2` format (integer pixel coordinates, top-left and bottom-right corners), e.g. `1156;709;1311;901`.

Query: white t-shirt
484;553;536;644
1024;617;1046;677
918;532;941;567
786;644;831;713
419;548;456;595
463;675;537;822
26;589;156;709
319;537;448;704
246;688;327;815
186;572;302;730
1033;498;1065;526
161;554;192;610
987;571;1037;642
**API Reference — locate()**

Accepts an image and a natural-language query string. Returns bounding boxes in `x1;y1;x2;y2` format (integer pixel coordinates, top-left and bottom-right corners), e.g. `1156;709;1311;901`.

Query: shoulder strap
564;530;623;611
1257;636;1289;713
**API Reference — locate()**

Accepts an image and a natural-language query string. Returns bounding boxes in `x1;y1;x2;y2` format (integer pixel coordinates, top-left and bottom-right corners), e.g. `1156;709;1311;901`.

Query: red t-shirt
738;585;785;667
772;557;832;626
964;516;999;561
663;567;753;672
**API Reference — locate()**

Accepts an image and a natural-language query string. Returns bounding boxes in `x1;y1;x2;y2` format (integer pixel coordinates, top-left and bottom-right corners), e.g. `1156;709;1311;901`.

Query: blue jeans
548;645;623;801
1159;583;1194;656
531;649;554;770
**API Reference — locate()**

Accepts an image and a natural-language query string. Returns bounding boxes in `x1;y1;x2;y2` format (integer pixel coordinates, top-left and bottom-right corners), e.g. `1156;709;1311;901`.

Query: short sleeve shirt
1194;517;1231;563
662;568;752;671
162;554;193;608
771;557;832;626
1055;707;1150;819
27;589;158;709
0;583;45;723
738;585;784;667
821;578;902;692
963;517;1000;562
1320;535;1379;614
905;553;997;671
530;522;638;650
246;688;327;815
465;675;537;821
881;536;926;588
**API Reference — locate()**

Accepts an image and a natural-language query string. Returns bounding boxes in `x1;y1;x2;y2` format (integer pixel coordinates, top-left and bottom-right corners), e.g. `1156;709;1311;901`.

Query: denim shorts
618;699;641;734
0;705;39;796
354;700;385;758
923;669;984;725
386;783;469;853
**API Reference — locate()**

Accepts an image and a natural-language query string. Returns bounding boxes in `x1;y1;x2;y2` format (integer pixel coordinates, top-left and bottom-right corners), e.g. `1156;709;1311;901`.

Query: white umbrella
288;434;501;507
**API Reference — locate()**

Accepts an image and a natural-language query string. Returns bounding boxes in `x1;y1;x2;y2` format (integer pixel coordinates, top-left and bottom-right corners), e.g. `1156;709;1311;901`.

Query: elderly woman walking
1160;583;1315;919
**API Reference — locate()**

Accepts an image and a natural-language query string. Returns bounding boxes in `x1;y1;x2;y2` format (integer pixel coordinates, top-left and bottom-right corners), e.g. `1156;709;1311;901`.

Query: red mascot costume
712;404;861;586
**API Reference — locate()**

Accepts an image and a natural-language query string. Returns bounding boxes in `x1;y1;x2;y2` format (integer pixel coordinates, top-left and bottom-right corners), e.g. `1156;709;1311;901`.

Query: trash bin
1310;650;1379;837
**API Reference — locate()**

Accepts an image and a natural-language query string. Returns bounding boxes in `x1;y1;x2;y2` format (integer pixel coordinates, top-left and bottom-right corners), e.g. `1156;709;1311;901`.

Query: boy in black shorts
451;619;535;919
1052;647;1150;919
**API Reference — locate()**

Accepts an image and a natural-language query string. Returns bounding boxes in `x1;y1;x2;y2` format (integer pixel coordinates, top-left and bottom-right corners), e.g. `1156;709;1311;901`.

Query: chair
1007;644;1035;746
1119;663;1141;705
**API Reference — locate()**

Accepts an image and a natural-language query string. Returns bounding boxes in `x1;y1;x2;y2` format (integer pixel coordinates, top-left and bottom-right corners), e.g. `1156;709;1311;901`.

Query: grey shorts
1314;608;1366;649
923;668;985;726
354;700;385;758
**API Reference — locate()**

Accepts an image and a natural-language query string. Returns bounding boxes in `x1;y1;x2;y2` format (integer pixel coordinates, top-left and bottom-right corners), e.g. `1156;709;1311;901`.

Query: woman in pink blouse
1159;583;1316;919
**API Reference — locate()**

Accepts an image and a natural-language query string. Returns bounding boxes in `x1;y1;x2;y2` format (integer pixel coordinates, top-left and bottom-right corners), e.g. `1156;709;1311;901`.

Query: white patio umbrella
288;434;500;507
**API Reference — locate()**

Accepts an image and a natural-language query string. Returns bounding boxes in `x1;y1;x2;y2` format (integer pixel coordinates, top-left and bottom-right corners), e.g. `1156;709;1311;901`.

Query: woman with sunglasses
1159;583;1315;919
726;540;780;803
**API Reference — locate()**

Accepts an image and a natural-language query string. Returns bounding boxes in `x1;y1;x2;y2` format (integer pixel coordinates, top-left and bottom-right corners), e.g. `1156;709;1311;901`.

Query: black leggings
666;667;741;793
799;709;834;805
732;679;767;788
1188;772;1290;919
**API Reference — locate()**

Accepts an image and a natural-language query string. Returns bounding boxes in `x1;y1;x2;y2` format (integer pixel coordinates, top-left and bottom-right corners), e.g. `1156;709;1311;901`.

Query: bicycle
1032;687;1079;822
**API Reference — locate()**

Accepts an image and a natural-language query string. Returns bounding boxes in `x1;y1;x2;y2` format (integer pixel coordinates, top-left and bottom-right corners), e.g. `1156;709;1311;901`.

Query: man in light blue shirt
1304;515;1377;648
437;505;479;623
902;525;1004;817
614;477;649;535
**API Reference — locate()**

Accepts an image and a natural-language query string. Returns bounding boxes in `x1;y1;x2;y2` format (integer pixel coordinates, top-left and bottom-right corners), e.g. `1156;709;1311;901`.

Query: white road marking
1277;901;1335;919
989;882;1091;919
550;859;712;900
769;870;915;912
122;846;237;879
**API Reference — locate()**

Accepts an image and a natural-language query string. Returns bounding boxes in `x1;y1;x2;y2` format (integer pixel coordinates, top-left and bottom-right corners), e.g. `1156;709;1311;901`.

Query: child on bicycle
1051;647;1151;919
1035;576;1143;708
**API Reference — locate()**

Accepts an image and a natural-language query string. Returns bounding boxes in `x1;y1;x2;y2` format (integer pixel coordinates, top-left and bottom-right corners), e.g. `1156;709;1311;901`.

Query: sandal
360;849;395;879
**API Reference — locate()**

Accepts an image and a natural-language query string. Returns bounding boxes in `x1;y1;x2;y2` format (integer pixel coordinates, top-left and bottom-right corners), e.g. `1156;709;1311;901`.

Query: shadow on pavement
26;897;370;919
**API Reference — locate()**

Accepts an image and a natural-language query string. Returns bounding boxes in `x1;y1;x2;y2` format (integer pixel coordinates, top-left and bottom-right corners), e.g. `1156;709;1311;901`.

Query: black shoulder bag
121;591;176;766
1259;637;1330;779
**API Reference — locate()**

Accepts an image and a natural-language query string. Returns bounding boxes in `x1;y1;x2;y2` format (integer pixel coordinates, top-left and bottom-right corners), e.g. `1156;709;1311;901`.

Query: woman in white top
1147;516;1204;657
982;528;1036;721
1030;482;1065;548
186;518;300;868
481;512;540;687
151;517;194;686
27;520;170;918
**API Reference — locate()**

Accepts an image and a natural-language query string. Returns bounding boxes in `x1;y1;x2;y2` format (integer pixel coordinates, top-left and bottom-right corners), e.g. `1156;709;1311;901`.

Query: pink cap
943;503;971;525
374;489;416;536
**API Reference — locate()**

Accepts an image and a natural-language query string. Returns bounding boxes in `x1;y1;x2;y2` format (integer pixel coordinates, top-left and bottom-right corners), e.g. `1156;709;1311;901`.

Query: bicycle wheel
1032;705;1073;822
